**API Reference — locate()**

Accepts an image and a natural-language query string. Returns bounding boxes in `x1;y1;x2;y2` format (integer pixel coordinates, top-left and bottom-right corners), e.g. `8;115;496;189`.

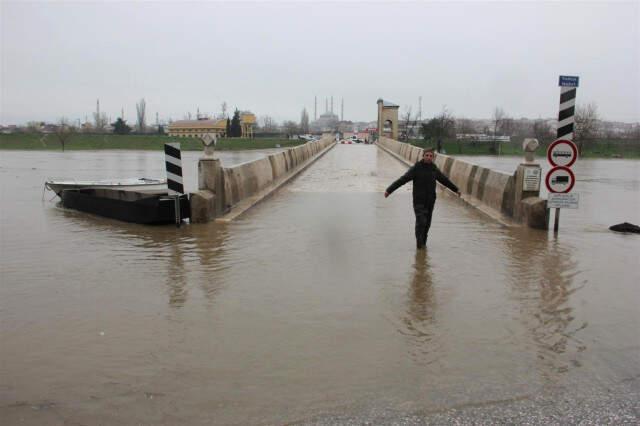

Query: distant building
312;111;339;132
336;120;354;133
456;133;510;142
167;112;256;138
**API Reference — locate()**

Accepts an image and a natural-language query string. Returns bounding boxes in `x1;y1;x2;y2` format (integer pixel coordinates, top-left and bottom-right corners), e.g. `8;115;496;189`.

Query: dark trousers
413;201;435;247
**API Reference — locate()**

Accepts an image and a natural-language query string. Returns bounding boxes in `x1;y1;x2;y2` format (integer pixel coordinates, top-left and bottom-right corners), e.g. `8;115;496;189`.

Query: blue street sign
559;75;580;87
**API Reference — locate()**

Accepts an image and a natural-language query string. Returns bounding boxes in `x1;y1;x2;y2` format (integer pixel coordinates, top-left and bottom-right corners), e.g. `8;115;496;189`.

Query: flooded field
1;146;639;424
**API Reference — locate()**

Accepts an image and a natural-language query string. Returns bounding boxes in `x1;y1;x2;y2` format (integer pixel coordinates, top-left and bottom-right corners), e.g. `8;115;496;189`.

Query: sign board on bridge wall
523;167;541;191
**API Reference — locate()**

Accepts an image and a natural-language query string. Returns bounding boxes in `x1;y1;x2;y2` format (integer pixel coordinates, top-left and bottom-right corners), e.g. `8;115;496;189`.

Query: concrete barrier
192;137;335;222
377;136;547;229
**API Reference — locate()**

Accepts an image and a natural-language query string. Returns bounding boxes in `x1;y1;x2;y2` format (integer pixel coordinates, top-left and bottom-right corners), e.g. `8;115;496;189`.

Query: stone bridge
190;101;548;229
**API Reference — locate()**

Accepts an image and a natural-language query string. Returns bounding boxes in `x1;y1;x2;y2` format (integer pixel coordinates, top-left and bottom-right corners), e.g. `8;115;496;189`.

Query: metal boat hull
60;188;190;225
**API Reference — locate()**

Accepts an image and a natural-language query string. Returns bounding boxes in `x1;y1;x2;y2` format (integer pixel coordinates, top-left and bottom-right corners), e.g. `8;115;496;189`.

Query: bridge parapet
191;137;336;223
377;137;548;229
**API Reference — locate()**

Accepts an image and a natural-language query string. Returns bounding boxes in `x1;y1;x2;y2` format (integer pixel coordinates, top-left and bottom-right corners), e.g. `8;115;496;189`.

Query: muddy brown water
1;146;638;424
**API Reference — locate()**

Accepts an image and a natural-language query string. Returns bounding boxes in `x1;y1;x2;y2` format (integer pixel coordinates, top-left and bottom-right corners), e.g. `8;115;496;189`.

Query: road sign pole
174;195;181;228
550;75;580;233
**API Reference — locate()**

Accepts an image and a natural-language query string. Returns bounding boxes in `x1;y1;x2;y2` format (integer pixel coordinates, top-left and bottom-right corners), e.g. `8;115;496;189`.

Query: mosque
310;96;340;132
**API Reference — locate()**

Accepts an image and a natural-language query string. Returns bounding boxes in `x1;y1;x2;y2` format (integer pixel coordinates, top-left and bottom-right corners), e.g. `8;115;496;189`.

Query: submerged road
1;145;639;424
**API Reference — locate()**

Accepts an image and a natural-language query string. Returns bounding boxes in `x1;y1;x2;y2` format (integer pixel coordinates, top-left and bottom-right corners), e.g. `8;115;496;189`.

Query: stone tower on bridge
377;98;399;140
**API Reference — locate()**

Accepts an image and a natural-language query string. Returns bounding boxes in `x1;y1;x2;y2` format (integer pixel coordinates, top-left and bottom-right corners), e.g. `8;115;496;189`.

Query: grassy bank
0;133;304;151
409;137;640;159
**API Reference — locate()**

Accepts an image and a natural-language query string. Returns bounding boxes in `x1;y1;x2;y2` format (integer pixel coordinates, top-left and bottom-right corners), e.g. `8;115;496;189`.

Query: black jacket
386;161;459;205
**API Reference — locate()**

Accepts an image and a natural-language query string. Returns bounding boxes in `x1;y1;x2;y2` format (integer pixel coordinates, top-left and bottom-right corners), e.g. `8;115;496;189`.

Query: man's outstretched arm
435;169;461;196
385;166;415;198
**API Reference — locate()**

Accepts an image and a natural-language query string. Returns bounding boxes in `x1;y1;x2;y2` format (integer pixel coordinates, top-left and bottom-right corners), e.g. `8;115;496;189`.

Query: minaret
325;98;328;113
331;96;334;114
341;98;344;121
121;108;124;119
314;96;317;121
418;96;422;122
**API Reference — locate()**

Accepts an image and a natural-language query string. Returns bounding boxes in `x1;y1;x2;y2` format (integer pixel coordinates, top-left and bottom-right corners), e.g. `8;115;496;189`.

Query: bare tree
574;102;600;156
625;124;640;141
492;107;507;154
510;119;531;138
136;98;146;133
456;117;476;135
282;120;299;136
300;108;310;133
400;106;413;141
455;116;476;153
600;121;616;139
435;106;455;152
532;119;554;144
500;118;516;137
421;106;455;152
260;115;277;132
54;118;76;151
26;121;42;133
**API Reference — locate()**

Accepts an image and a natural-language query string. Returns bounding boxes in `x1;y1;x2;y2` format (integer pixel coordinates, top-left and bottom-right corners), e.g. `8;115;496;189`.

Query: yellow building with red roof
168;112;256;138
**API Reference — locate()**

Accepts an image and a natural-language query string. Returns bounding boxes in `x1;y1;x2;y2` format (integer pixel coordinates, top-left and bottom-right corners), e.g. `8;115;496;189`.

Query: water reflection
400;250;440;366
167;240;187;307
503;227;586;380
47;205;231;309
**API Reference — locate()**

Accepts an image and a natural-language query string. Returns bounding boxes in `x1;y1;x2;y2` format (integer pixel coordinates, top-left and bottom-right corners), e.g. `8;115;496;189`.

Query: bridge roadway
2;144;637;425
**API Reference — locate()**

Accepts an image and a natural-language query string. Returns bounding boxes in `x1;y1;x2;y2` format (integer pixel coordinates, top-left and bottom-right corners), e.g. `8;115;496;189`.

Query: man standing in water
384;148;460;249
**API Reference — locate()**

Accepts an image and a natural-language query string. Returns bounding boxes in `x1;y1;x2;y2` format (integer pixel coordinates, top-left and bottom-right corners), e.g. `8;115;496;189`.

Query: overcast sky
1;1;638;125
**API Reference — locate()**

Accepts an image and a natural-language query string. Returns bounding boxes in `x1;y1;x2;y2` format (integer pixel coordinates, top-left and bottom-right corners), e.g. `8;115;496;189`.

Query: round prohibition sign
546;166;576;193
547;139;578;167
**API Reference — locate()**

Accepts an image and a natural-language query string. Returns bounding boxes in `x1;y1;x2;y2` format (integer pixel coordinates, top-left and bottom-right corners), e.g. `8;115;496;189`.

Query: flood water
1;146;639;424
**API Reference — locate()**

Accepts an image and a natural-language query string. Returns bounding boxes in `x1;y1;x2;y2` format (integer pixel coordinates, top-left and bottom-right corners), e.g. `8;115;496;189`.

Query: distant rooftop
377;98;399;108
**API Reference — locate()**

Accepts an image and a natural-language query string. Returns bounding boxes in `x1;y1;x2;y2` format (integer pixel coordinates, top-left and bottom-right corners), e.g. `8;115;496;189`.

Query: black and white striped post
554;75;579;232
557;76;578;141
164;143;184;226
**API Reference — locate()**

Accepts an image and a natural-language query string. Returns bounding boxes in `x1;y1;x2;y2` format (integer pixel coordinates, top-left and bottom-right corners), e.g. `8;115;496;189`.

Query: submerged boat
60;187;190;225
44;177;166;197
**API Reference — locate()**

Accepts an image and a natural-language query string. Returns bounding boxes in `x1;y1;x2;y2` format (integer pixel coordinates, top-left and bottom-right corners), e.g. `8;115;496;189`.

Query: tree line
402;103;639;156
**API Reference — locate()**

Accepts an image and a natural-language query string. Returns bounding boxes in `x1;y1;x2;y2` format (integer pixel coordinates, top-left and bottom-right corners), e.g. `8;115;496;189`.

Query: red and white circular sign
546;166;576;193
547;139;578;167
